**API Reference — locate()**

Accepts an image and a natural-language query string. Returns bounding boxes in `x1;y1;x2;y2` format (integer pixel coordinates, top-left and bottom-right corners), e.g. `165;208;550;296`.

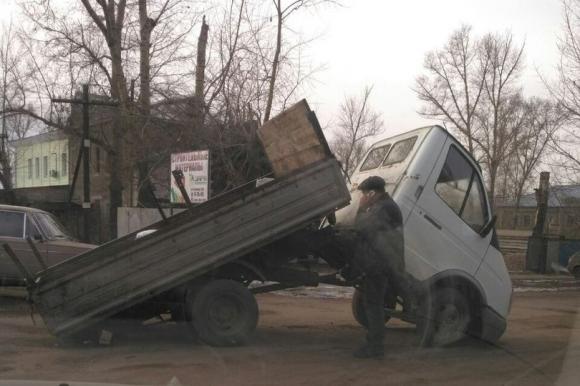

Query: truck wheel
417;288;471;347
351;288;396;328
187;279;259;347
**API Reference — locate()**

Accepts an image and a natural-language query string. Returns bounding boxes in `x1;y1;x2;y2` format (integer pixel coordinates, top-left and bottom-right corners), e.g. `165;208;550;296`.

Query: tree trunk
137;0;156;207
138;0;154;117
193;16;209;133
264;5;282;123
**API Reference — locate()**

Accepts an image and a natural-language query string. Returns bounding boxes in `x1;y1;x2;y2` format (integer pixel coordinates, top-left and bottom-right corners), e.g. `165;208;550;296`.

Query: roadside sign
170;150;210;204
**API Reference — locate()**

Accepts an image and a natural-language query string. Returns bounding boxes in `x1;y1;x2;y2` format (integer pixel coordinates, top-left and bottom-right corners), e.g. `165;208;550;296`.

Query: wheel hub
208;296;241;330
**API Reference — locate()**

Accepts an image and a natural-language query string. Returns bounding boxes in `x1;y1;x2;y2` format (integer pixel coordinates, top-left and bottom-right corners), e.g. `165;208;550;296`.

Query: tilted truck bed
28;100;350;338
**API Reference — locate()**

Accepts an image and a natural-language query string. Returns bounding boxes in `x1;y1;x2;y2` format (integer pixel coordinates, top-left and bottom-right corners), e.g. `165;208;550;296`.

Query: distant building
5;94;197;243
9;129;110;243
496;184;580;239
12;131;70;188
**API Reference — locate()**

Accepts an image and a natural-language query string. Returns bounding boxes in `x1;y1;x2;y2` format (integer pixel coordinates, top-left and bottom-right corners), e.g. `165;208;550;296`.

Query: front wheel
417;288;472;347
186;279;259;347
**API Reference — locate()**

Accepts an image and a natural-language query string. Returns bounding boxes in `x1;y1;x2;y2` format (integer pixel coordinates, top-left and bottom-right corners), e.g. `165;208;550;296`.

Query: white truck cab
335;125;512;345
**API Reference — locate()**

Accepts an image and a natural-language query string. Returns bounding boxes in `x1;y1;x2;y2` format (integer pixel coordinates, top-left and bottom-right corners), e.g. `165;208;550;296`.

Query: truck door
404;140;492;279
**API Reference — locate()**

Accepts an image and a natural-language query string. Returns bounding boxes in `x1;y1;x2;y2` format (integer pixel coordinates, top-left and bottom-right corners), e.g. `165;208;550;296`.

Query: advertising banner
170;150;210;204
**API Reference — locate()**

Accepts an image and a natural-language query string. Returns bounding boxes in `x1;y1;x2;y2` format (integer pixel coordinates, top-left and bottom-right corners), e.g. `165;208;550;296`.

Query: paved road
1;290;580;386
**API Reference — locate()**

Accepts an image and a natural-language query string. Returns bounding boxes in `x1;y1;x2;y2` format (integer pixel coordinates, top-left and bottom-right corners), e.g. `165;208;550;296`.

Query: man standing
350;176;406;359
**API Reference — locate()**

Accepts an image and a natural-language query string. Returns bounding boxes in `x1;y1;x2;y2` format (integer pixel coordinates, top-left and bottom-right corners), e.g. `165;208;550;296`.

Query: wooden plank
258;99;331;177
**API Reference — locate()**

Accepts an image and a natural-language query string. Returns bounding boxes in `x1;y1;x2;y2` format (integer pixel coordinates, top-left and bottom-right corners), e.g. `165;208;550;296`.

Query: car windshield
33;212;72;240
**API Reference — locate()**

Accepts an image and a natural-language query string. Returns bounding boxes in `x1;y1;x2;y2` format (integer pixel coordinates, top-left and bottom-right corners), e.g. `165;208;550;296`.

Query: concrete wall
117;207;186;237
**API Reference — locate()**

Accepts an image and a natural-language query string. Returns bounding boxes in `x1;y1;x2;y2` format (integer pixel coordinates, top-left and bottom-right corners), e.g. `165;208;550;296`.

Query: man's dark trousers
362;272;389;350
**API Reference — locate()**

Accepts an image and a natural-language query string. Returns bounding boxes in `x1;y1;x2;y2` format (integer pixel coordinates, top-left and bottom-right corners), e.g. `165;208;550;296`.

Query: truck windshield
33;212;72;240
359;144;391;171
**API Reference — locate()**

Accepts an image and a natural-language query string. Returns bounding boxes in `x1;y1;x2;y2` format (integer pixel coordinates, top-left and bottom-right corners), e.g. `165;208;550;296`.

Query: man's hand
339;264;365;283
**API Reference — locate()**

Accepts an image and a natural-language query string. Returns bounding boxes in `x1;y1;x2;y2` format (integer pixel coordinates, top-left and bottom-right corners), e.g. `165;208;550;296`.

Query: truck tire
417;288;471;347
351;288;396;328
187;279;259;347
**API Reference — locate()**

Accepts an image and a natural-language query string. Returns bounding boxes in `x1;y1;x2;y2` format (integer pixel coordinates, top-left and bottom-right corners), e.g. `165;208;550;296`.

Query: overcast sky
0;0;564;140
297;0;562;139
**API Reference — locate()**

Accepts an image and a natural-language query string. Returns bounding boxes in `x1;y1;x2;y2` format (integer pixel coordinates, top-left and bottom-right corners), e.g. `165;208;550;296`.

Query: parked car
567;251;580;279
0;204;95;286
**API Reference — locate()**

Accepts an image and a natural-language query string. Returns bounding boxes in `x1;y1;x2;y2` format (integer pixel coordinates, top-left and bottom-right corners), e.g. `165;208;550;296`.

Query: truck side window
0;211;25;238
359;144;391;171
434;146;489;232
382;136;417;166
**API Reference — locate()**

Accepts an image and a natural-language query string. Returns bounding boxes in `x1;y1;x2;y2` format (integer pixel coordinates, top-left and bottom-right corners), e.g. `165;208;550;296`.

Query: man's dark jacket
353;193;404;275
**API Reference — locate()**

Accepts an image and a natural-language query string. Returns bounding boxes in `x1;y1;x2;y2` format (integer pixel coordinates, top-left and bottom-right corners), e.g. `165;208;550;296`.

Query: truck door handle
424;214;442;230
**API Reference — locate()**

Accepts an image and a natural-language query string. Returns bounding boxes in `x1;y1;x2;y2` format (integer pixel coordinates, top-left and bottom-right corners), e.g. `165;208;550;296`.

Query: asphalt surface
1;284;580;386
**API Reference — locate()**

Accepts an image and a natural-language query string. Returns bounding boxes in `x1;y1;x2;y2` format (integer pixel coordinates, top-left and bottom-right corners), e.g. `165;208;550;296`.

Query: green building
12;131;69;188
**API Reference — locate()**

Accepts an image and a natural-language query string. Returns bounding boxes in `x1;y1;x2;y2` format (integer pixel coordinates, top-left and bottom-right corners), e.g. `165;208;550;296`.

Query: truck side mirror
479;215;497;238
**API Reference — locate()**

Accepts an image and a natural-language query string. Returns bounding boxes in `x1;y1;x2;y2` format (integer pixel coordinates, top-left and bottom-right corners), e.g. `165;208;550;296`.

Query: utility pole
52;84;118;242
526;171;551;273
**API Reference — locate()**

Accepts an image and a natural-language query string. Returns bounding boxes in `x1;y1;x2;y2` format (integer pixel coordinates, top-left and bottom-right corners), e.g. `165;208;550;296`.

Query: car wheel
351;287;397;328
417;287;471;347
186;279;259;347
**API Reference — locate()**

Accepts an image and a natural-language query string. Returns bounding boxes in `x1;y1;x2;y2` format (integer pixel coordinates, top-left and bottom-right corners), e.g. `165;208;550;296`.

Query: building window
568;215;576;226
27;159;32;179
34;158;39;178
61;153;67;176
523;215;531;226
43;156;48;177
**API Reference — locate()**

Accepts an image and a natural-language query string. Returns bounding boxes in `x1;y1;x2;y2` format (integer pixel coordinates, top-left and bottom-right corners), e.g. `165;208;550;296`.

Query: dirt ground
1;291;580;386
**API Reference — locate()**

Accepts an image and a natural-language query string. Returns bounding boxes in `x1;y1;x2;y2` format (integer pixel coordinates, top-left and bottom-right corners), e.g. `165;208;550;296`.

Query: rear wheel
186;279;259;347
351;288;397;328
417;288;472;347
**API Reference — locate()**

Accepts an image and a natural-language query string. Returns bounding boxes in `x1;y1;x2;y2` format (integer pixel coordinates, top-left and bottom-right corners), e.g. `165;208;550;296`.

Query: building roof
497;184;580;208
10;130;68;147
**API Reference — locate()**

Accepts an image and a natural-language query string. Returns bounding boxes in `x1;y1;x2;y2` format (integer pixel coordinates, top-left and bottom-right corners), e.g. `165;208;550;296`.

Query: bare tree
415;25;488;153
544;0;580;182
0;20;35;189
416;26;525;207
475;32;525;206
496;98;562;206
263;0;334;122
12;0;198;235
330;86;383;177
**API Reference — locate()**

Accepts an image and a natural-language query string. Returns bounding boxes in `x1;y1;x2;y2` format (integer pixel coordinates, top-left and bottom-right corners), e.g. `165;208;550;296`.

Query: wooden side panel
258;99;331;177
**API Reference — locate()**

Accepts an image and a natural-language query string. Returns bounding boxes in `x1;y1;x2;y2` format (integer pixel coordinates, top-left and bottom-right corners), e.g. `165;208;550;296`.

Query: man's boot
353;344;384;359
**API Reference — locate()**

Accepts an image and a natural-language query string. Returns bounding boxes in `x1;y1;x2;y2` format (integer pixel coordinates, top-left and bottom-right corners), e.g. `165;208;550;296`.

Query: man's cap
358;176;386;192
